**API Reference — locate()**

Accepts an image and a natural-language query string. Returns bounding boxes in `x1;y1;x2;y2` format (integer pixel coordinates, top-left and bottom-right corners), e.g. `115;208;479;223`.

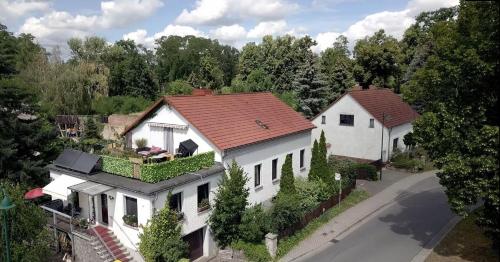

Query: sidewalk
280;170;437;262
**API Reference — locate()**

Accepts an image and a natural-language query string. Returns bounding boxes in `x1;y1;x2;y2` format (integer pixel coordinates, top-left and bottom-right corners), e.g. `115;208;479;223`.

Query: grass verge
276;189;370;258
425;210;499;262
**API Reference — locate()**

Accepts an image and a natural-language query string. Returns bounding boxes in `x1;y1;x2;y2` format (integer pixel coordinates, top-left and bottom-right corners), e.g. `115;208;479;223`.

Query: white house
42;92;314;261
311;88;419;162
122;92;314;204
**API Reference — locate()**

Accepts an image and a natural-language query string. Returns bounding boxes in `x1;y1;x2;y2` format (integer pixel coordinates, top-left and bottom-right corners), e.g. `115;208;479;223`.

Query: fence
278;181;356;239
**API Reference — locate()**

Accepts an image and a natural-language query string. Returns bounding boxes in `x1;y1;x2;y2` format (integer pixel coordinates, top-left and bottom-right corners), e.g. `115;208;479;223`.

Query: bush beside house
139;203;187;262
208;160;249;248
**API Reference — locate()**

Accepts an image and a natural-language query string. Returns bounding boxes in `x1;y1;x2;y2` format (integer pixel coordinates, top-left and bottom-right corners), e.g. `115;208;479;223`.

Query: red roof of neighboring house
348;88;419;128
122;92;314;150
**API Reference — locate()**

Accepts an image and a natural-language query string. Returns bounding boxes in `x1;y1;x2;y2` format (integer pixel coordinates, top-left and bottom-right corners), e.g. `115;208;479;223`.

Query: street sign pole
335;173;341;208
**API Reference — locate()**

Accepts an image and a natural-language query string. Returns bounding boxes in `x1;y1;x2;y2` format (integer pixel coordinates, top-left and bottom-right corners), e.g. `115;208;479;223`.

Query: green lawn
426;211;499;262
276;189;370;258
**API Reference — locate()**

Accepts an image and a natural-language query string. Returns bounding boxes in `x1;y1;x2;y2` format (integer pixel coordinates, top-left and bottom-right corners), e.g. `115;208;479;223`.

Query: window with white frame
254;164;261;187
272;158;278;181
369;118;374;128
300;149;305;168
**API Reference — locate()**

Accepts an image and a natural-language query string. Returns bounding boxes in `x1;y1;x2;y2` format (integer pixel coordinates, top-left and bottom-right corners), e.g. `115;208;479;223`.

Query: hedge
101;155;134;178
353;163;378;181
231;240;271;262
140;151;215;183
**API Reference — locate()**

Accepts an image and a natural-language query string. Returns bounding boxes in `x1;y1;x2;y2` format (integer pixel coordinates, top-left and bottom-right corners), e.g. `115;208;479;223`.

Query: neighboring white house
42;92;314;261
311;88;419;162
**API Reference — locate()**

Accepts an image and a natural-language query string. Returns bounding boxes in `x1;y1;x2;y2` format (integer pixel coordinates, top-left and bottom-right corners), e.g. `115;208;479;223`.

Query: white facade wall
154;172;222;257
222;132;311;205
312;94;413;162
129;105;222;161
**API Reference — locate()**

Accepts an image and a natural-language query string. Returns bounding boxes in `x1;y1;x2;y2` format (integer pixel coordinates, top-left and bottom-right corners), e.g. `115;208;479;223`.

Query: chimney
192;88;213;96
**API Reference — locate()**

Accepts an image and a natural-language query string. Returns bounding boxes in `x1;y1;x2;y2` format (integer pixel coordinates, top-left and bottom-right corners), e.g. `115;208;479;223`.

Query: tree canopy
409;1;499;246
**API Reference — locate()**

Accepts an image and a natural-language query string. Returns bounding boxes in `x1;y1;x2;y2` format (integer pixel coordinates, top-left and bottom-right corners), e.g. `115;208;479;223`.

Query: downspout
387;127;393;161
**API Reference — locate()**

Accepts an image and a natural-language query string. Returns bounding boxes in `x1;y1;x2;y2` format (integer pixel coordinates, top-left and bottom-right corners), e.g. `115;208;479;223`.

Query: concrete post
265;233;278;258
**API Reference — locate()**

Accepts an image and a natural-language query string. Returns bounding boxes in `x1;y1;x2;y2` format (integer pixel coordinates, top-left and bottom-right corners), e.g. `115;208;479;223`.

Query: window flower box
197;198;210;213
123;214;138;227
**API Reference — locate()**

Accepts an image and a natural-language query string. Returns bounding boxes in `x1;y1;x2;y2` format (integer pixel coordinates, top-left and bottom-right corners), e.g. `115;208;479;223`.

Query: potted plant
134;138;149;152
175;210;185;221
198;198;210;212
123;214;138;227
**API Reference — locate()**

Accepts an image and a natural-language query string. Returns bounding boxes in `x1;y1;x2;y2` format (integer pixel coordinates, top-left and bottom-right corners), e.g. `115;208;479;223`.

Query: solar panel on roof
54;149;82;169
54;149;100;174
72;152;100;174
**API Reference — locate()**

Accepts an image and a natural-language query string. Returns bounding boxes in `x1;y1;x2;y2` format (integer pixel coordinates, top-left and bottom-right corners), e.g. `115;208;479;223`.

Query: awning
69;181;113;196
148;122;188;130
43;175;85;200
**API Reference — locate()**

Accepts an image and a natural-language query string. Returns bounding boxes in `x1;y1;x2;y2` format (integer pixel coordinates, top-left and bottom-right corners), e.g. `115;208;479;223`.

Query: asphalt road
296;175;455;262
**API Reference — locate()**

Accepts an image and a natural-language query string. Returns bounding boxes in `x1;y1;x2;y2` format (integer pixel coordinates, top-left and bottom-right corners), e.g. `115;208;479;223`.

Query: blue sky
0;0;457;53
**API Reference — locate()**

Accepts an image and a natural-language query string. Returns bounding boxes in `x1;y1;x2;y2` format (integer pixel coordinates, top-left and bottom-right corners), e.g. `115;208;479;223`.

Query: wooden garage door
184;228;204;261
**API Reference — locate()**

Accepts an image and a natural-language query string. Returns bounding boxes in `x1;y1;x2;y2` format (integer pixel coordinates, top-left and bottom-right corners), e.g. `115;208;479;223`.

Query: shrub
271;193;304;233
139;204;187;262
231;241;271;262
135;138;148;148
164;80;193;95
209;160;249;248
295;177;321;212
92;95;150;115
239;205;271;243
391;152;425;171
353;163;378;181
328;157;357;182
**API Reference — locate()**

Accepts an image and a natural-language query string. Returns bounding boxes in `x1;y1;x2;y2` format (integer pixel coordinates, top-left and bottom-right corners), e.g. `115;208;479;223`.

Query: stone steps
89;226;133;262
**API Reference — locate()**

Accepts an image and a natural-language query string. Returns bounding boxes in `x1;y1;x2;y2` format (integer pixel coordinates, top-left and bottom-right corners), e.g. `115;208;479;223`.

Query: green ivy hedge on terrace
140;151;215;183
101;155;134;178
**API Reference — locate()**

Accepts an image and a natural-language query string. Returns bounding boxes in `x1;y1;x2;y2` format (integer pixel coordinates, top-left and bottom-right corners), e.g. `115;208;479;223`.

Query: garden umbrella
24;188;44;200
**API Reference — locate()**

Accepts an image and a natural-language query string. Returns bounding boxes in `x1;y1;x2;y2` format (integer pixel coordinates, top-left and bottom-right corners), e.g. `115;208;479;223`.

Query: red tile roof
348;88;419;128
122;92;314;150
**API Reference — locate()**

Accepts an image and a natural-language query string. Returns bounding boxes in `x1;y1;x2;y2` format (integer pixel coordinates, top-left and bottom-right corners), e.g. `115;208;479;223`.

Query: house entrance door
100;194;108;224
184;227;204;261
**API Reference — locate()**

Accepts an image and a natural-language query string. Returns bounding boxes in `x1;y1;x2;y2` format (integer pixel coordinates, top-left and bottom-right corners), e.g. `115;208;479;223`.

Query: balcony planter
123;214;138;227
197;198;210;213
175;211;185;221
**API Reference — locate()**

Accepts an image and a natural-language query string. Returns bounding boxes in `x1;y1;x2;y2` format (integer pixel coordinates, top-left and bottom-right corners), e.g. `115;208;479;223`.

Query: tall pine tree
292;52;329;118
279;154;296;195
208;160;249;247
308;140;319;181
318;130;330;181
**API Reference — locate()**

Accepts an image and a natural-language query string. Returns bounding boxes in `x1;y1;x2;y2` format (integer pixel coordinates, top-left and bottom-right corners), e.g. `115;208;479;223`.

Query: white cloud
18;0;163;48
100;0;164;27
210;24;247;44
313;0;459;53
247;20;287;39
343;9;414;40
175;0;298;26
0;0;51;21
123;25;205;48
407;0;458;15
313;31;341;53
